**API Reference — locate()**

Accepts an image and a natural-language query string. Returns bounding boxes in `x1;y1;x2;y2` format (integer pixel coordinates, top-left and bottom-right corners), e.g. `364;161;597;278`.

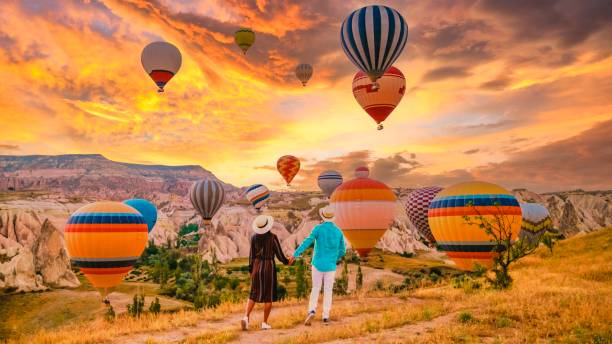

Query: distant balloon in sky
189;179;225;226
141;41;182;92
65;202;148;299
235;28;255;54
295;63;313;86
317;170;343;198
277;155;300;186
245;184;270;211
519;203;553;243
340;5;409;86
123;198;158;233
405;186;443;244
353;66;406;130
355;166;370;178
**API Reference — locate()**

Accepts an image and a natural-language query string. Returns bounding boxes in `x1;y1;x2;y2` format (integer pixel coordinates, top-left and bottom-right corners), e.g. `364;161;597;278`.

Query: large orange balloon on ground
65;202;148;297
277;155;300;186
352;66;405;130
427;181;522;270
330;167;396;257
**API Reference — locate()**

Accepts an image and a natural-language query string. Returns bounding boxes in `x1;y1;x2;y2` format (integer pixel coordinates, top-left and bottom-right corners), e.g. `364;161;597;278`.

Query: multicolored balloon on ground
245;184;270;211
519;203;553;243
428;181;522;270
331;167;396;257
277;155;300;186
295;63;313;86
340;5;409;84
353;66;405;130
405;186;443;244
235;28;255;54
141;41;182;92
317;170;343;198
123;199;157;233
65;202;148;298
189;179;225;225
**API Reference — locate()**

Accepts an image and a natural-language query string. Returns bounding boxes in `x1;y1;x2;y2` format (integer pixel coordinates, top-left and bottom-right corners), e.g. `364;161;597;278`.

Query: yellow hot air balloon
235;28;255;54
64;202;148;298
428;181;522;270
330;167;396;257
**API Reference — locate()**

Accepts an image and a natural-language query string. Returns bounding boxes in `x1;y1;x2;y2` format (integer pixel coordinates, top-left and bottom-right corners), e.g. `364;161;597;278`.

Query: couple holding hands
241;205;346;331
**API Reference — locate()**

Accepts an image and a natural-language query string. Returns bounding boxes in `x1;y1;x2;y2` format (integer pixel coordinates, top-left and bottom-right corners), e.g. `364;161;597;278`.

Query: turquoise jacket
293;221;346;272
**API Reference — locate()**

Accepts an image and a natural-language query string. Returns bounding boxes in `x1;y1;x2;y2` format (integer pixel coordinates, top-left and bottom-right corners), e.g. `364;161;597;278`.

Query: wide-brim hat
319;205;335;222
252;215;274;234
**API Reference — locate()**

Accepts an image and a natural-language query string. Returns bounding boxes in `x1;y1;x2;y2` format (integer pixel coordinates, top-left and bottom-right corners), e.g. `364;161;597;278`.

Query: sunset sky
0;0;611;192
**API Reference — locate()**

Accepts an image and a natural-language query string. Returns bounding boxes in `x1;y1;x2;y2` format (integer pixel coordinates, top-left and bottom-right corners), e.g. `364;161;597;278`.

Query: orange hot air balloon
277;155;300;186
64;202;148;298
352;66;406;130
330;167;396;257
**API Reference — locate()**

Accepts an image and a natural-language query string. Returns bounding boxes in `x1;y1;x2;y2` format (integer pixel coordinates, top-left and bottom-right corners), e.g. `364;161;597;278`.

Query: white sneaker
241;316;249;331
304;311;315;326
261;322;272;330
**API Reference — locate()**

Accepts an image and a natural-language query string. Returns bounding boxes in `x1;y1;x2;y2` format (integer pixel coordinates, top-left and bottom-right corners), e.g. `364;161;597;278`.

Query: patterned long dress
248;232;289;303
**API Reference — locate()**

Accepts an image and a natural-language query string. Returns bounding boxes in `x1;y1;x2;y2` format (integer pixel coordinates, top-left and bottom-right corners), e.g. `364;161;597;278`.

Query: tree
127;293;145;318
149;297;161;314
104;304;116;322
356;262;363;291
295;260;308;299
463;201;559;289
334;261;349;295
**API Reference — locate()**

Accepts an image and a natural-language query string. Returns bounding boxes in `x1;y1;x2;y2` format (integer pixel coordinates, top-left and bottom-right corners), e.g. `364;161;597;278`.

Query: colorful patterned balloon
317;170;343;198
428;181;522;270
64;202;148;297
331;168;396;257
277;155;300;186
405;186;443;244
123;199;157;233
519;203;553;243
141;41;182;92
245;184;270;211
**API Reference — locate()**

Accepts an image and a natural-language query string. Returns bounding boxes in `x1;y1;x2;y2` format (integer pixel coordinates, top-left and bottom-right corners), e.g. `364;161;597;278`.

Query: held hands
287;256;296;265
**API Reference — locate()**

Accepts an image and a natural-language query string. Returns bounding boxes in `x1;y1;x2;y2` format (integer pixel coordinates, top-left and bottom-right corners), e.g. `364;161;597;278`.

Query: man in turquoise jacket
290;205;346;325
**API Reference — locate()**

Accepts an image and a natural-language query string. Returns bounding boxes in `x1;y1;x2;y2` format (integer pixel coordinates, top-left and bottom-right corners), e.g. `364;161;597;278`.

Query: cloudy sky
1;0;611;192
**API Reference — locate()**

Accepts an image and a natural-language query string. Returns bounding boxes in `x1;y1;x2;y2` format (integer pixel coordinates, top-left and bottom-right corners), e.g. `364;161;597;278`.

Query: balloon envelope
189;179;225;225
428;181;522;270
277;155;300;186
64;202;148;296
340;5;409;82
141;41;182;92
519;203;553;243
405;186;443;244
295;63;313;86
318;170;343;198
353;66;405;129
123;199;157;232
331;169;396;257
245;184;270;210
235;28;255;54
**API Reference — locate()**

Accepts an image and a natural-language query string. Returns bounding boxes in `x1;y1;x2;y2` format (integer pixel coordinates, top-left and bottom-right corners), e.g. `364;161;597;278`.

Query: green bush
149;297;161;314
127;294;145;318
458;311;474;323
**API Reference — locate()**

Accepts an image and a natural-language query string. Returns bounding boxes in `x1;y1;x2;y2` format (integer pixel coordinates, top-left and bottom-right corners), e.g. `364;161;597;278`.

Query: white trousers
308;266;336;319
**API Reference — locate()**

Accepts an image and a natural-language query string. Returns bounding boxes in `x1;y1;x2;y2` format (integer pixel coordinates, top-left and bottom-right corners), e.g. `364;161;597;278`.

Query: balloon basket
157;88;164;93
371;82;380;91
377;123;383;130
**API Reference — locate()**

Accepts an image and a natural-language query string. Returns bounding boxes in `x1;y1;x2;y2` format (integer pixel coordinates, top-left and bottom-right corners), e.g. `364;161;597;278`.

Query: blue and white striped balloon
245;184;270;211
340;5;409;83
318;170;343;198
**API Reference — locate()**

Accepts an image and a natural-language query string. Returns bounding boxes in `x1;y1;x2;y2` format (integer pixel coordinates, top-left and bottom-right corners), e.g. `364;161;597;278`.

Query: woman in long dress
241;215;290;330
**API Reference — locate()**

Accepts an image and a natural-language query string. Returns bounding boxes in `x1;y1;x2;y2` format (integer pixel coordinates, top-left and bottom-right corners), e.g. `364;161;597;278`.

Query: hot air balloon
355;166;369;178
123;199;157;233
277;155;300;186
405;186;443;244
331;167;396;258
317;170;343;198
245;184;270;211
295;63;313;86
141;41;182;92
428;181;522;270
65;202;148;298
189;179;225;226
235;28;255;54
519;203;553;243
340;5;409;88
353;66;406;130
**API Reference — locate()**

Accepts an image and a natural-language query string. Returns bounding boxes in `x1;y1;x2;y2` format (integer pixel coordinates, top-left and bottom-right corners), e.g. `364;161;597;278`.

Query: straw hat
252;215;274;234
319;205;335;222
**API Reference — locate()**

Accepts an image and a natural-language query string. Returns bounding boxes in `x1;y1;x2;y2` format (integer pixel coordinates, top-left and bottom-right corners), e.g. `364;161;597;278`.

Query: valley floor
4;228;611;344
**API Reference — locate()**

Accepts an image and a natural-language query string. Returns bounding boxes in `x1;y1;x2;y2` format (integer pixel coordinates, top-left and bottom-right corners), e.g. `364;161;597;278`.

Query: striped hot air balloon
317;170;343;198
405;186;443;244
353;66;406;130
277;155;300;186
295;63;313;86
340;5;409;85
331;167;396;258
189;179;225;226
519;203;553;243
428;181;522;270
235;28;255;54
355;166;369;178
245;184;270;211
64;202;148;298
141;42;182;92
